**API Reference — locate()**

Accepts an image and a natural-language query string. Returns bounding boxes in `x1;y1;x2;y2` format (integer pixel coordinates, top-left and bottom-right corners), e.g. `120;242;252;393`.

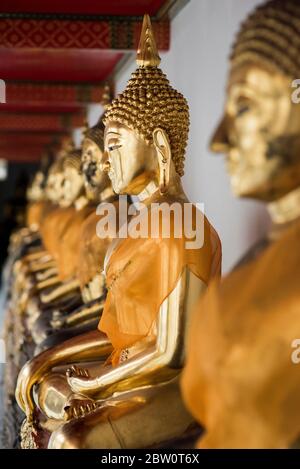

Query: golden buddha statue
22;151;85;320
26;156;51;232
2;145;66;446
15;15;221;449
77;117;116;301
7;154;67;326
31;117;118;352
181;0;300;449
4;150;63;319
7;134;112;446
25;153;90;339
2;136;81;448
35;137;78;243
7;147;87;372
10;136;74;262
3;129;114;448
9;151;55;261
4;151;79;371
18;151;69;276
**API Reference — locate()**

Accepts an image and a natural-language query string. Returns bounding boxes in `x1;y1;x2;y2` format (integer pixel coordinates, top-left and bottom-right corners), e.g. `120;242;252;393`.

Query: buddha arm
12;230;41;248
68;268;206;399
16;330;113;420
30;259;56;273
39;279;80;302
35;267;58;282
65;301;104;327
36;275;62;291
13;255;53;279
51;301;104;329
23;249;48;263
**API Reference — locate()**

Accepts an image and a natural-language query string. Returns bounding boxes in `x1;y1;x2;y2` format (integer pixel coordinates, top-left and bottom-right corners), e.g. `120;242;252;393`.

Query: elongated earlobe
153;128;171;195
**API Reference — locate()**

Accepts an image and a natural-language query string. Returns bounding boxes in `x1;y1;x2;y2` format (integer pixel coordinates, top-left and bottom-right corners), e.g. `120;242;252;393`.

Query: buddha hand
64;395;100;420
66;364;90;379
66;364;96;396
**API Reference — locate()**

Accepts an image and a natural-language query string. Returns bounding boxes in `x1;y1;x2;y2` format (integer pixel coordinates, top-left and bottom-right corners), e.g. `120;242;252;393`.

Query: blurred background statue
182;0;300;449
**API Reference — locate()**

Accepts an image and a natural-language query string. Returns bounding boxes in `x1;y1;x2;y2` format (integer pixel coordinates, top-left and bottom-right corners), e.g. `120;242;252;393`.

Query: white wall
115;0;271;273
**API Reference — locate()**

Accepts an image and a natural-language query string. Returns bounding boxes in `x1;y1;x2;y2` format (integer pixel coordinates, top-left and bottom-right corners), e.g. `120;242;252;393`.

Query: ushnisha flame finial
101;83;112;110
136;14;161;68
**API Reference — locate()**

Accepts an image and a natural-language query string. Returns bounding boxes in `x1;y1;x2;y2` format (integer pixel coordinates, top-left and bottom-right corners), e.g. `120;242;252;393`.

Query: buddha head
27;171;45;202
104;15;189;195
46;157;66;204
27;153;53;202
211;0;300;202
81;117;111;200
59;148;84;207
57;135;75;160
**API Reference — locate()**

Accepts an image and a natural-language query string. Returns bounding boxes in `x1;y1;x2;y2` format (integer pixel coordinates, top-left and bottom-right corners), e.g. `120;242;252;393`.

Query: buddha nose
210;114;230;154
101;152;111;173
85;162;96;178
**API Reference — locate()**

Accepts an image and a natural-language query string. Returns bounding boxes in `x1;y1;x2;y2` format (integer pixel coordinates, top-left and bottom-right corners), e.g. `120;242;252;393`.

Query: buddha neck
136;181;159;203
267;186;300;241
267;186;300;225
135;174;186;206
74;195;89;211
99;185;115;203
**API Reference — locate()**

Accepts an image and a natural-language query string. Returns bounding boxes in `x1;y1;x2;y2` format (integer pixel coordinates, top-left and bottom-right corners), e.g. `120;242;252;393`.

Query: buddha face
104;121;157;195
81;138;110;198
46;170;65;203
59;166;83;207
27;171;45;201
211;64;300;201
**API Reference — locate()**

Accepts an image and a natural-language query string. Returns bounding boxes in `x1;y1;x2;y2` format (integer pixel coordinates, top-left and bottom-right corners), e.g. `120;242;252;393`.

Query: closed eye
234;96;253;118
108;144;122;152
236;104;250;117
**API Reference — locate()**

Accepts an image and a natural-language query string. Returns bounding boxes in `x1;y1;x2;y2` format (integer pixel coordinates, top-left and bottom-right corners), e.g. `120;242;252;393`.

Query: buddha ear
152;128;171;195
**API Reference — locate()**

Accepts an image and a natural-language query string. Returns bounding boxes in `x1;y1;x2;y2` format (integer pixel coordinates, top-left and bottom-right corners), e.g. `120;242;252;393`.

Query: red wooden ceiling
0;0;166;16
0;132;68;147
1;104;82;113
0;49;123;83
0;0;172;162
